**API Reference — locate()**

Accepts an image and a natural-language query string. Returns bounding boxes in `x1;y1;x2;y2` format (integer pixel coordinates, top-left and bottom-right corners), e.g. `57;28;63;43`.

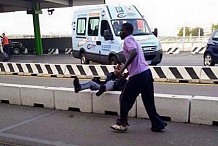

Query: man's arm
118;49;137;74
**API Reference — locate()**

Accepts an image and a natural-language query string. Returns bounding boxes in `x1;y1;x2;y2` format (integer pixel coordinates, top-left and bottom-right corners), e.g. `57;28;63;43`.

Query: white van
72;5;163;65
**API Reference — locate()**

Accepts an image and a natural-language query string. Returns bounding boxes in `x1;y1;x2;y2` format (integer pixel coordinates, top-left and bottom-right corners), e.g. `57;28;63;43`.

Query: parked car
203;30;218;66
9;42;26;55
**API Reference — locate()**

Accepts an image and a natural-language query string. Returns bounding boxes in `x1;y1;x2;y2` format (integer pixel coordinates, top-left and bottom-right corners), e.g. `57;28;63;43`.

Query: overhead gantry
0;0;105;54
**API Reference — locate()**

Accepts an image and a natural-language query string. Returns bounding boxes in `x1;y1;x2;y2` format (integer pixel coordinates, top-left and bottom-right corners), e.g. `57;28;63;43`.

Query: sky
0;0;218;36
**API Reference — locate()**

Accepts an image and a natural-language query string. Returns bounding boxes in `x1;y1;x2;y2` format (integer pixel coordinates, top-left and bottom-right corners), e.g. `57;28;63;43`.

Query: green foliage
211;23;218;32
177;27;204;36
177;27;191;37
191;27;204;36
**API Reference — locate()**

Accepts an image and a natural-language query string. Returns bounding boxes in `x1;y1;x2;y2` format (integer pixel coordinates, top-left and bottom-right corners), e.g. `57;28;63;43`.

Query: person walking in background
0;36;3;52
2;33;10;59
110;23;167;132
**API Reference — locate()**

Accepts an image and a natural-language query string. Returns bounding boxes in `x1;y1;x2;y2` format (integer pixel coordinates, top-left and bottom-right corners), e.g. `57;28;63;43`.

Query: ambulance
72;5;163;65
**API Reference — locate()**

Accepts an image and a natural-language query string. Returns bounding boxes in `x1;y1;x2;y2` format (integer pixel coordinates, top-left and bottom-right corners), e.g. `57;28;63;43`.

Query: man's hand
114;63;125;76
123;72;129;78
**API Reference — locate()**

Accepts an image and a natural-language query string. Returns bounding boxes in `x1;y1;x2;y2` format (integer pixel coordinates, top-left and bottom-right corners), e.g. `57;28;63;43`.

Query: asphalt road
7;52;207;66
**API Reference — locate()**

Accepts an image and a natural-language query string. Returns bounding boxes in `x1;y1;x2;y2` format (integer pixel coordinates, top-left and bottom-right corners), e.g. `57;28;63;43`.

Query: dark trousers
119;69;165;128
3;44;10;59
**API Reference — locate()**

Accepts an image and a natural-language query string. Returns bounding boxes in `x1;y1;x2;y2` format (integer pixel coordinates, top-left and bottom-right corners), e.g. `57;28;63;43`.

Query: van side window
76;18;86;35
88;17;99;36
101;20;111;36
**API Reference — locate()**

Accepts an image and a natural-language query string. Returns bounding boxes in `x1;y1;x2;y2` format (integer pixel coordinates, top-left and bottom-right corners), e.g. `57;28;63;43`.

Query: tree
211;23;218;32
191;27;204;36
177;27;191;37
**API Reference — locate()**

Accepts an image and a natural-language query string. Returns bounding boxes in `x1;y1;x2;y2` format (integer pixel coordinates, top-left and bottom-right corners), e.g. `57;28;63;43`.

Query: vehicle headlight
157;41;162;50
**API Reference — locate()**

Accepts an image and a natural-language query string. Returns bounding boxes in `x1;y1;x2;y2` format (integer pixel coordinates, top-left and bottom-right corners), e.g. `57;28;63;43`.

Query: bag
1;52;9;62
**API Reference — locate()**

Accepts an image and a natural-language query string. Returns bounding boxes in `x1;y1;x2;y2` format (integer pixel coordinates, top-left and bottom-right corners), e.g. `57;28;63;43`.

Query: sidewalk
0;103;218;146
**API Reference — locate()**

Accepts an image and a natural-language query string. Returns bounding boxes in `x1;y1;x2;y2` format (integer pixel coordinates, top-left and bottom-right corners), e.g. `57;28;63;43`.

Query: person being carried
73;64;128;96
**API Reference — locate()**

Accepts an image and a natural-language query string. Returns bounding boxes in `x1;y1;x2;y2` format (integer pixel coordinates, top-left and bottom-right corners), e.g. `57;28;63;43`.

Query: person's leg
4;45;10;59
6;45;10;59
105;80;114;91
0;45;3;52
73;77;100;93
141;69;166;132
111;75;141;131
119;74;143;125
96;80;114;96
81;80;100;90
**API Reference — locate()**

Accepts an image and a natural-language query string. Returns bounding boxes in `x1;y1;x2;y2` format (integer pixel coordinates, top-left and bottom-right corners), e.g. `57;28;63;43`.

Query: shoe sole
110;126;127;133
73;78;80;93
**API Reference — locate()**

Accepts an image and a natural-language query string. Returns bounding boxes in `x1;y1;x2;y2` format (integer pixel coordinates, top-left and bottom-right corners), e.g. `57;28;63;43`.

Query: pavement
0;103;218;146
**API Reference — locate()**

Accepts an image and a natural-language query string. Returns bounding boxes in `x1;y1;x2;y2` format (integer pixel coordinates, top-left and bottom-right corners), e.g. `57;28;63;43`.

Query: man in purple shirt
110;23;167;132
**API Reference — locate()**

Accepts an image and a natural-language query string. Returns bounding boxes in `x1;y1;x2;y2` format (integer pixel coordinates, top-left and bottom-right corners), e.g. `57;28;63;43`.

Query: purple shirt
123;35;149;77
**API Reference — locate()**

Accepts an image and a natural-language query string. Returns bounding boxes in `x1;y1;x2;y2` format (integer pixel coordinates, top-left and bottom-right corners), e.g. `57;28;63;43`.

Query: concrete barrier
0;83;21;105
42;64;65;78
64;64;90;78
167;66;201;83
0;63;6;75
2;82;218;126
150;66;168;82
92;91;136;117
166;47;180;54
137;93;192;123
86;65;115;80
25;63;66;77
190;96;218;125
191;46;206;54
48;48;59;54
54;87;92;113
65;48;73;54
20;85;54;108
200;67;218;84
3;63;25;75
22;63;44;76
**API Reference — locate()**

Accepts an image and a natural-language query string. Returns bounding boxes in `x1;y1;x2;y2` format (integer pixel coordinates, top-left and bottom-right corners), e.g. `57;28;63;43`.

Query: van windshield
111;19;152;36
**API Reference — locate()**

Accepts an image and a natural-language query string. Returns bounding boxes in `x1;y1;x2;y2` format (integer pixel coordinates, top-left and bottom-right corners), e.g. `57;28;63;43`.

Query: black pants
3;44;10;59
119;69;165;128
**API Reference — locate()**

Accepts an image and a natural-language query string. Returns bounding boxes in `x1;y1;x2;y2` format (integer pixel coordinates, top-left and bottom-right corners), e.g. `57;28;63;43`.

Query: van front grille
142;46;156;52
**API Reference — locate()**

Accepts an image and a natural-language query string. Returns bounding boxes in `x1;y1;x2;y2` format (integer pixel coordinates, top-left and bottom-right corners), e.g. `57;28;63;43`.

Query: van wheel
13;47;20;55
109;55;118;65
204;53;215;66
80;53;90;64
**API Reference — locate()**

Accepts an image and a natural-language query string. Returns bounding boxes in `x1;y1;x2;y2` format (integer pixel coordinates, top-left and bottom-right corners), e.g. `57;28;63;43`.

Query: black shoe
116;118;130;126
96;85;106;96
73;77;81;93
151;122;167;132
